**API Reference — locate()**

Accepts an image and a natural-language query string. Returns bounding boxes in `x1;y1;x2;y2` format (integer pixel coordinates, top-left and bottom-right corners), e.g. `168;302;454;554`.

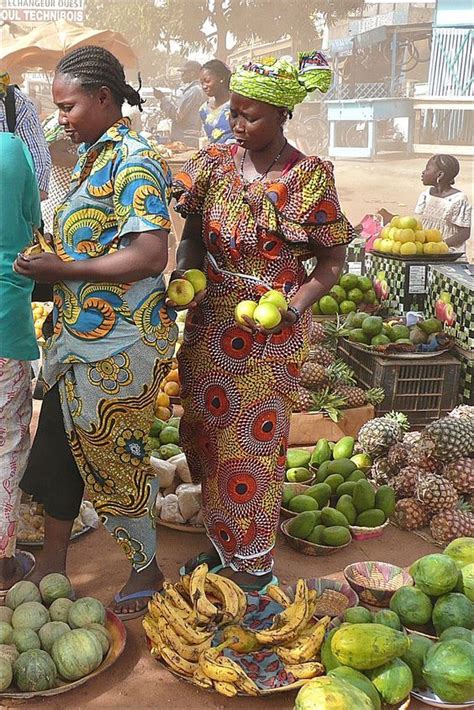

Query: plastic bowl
344;560;413;608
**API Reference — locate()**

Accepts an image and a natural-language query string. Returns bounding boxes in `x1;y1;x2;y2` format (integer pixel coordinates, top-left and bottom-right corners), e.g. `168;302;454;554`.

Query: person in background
15;46;177;620
0;72;51;200
199;59;234;144
153;61;205;147
416;154;471;251
0;133;42;589
171;53;353;591
41;111;77;234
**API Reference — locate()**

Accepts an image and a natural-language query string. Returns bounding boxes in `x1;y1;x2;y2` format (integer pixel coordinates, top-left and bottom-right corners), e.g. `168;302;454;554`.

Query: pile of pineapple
294;320;385;419
359;407;474;544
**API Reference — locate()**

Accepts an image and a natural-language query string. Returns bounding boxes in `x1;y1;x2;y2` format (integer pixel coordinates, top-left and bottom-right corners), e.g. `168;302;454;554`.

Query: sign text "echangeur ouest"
0;0;84;23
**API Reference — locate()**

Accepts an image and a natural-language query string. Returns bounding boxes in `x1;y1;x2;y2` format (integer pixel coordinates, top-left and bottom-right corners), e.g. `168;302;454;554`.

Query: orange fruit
164;381;180;397
156;391;170;408
155;406;171;421
166;369;180;383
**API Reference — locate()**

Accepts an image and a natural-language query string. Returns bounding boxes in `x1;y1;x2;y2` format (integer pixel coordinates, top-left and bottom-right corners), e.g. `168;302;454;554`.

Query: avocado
321;526;351;546
324;474;345;493
327;458;357;478
305;483;332;508
352;479;376;513
321;507;350;528
336;495;358;525
287;511;319;539
356;508;386;527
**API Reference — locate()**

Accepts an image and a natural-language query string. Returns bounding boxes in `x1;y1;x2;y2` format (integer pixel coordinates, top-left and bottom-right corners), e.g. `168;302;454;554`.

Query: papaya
315;460;331;482
324;474;345;493
343;607;372;624
305;483;331;508
295;675;373;710
336;495;357;525
332;437;355;460
440;626;474;643
366;657;413;705
321;627;342;671
287;511;319;540
306;525;325;545
389;585;432;626
331;623;409;670
410;553;459;596
321;526;351;547
373;609;401;630
355;509;386;528
444;537;474;570
321;508;349;528
347;470;366;483
432;592;474;636
423;639;474;704
328;667;381;710
336;481;357;497
352;479;376;513
310;439;332;466
374;485;395;517
327;458;357;478
401;634;433;688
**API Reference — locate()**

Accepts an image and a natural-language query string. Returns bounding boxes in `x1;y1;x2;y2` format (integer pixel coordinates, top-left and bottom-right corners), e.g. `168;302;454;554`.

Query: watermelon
457;563;474;602
12;629;41;653
68;598;105;629
5;581;41;610
11;602;49;632
366;657;413;704
0;608;13;625
38;622;70;654
440;626;474;643
49;598;74;623
39;574;74;605
13;649;57;692
85;624;110;656
0;623;13;645
0;657;12;691
51;629;103;681
410;553;459;596
432;593;474;635
0;644;19;666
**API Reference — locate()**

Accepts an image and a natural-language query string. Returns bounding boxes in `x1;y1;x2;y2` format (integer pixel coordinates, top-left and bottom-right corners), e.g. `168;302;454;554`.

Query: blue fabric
0;133;41;360
199;100;234;144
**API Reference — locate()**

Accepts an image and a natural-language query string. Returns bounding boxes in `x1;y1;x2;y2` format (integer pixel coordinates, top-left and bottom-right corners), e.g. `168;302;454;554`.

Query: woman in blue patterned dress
15;46;177;619
199;59;234;144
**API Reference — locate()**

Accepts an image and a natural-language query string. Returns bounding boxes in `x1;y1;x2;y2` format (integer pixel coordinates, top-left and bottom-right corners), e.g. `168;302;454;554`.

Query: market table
22;520;439;709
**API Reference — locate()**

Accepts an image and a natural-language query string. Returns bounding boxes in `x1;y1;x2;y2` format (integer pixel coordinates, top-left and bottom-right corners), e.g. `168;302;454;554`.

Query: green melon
0;608;13;625
52;628;103;681
443;537;474;570
38;622;70;654
389;586;432;626
49;598;74;624
13;649;57;692
0;644;19;666
373;609;401;630
321;627;342;671
401;634;433;688
0;622;13;645
0;657;12;691
5;581;41;610
11;602;49;632
39;574;74;605
366;657;413;704
440;626;474;643
85;624;110;656
343;607;373;624
432;593;474;636
67;598;106;629
12;628;41;653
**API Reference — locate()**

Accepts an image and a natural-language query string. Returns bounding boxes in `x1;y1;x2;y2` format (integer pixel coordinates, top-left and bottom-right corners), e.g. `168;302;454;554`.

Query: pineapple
419;415;474;462
307;345;336;368
332;385;385;409
300;361;328;390
443;457;474;495
392;466;420;498
358;411;409;457
309;387;346;422
430;501;474;543
393;498;432;530
370;456;396;485
403;431;422;447
293;386;314;413
309;320;326;345
387;442;409;471
415;474;458;513
407;450;443;475
449;405;474;420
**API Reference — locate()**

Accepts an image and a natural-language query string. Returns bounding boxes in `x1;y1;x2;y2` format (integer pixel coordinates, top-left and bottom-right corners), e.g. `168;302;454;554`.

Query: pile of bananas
143;570;326;697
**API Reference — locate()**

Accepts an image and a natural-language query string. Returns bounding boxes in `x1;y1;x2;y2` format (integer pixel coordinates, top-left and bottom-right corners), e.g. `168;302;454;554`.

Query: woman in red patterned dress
171;54;355;591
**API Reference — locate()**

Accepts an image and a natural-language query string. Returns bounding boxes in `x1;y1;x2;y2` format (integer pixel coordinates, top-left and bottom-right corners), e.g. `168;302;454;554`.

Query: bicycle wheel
294;115;329;156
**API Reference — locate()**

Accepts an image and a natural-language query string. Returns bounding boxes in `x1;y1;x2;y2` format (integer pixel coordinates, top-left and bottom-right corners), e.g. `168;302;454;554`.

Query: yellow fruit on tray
380;239;392;253
155;405;171;421
415;241;424;254
437;241;449;253
388;227;398;240
156;391;170;408
423;242;434;254
391;241;401;254
414;229;426;243
398;228;415;243
426;228;442;243
399;216;418;230
400;241;417;256
373;238;383;251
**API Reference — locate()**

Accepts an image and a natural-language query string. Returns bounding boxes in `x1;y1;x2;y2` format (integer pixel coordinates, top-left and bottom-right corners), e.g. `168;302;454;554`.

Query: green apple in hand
184;268;207;294
259;289;288;311
234;300;257;325
167;278;195;306
253;302;282;329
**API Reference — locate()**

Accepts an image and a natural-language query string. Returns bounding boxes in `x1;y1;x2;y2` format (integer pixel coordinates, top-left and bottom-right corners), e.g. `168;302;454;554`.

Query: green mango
286;448;311;469
286;467;312;483
315;461;332;482
305;483;332;508
310;439;332;466
333;436;355;460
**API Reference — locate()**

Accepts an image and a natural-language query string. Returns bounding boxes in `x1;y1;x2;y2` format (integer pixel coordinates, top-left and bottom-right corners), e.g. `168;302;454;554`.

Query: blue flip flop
113;588;162;621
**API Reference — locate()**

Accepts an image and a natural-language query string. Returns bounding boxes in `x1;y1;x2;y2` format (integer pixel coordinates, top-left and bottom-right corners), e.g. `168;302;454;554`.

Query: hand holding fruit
166;269;207;310
234;289;297;335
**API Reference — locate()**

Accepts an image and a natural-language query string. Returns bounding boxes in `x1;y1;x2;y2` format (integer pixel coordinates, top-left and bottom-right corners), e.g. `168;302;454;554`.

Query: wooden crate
289;406;375;446
337;341;461;429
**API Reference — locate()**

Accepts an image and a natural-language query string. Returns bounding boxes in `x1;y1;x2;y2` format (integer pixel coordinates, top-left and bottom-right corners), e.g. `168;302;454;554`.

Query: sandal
233;573;278;594
113;587;162;621
0;550;36;596
179;550;222;577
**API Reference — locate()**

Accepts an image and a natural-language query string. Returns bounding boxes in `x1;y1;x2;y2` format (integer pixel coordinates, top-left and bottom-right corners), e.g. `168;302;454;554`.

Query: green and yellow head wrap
0;72;11;99
229;52;332;112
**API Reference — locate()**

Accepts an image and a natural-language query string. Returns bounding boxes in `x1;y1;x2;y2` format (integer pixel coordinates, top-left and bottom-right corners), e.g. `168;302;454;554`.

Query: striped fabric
0;88;51;193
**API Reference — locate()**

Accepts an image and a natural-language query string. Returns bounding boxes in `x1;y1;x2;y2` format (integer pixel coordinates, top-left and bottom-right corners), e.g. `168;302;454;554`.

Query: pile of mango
373;215;448;256
285;449;314;483
31;302;53;341
154;360;181;422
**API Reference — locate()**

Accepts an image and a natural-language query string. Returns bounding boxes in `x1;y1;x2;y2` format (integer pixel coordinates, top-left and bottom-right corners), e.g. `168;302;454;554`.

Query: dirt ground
15;519;439;709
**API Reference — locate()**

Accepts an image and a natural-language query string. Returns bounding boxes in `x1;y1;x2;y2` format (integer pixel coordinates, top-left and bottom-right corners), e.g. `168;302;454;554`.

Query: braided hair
201;59;232;89
432;154;460;185
56;45;144;111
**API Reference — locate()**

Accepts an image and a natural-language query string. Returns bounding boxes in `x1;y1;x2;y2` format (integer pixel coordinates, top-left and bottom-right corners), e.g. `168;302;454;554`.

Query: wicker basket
349;519;390;541
280;519;351;557
344;560;413;607
280;482;311;518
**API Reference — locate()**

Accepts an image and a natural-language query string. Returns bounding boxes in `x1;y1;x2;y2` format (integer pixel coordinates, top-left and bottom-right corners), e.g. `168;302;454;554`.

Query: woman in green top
0;132;41;589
